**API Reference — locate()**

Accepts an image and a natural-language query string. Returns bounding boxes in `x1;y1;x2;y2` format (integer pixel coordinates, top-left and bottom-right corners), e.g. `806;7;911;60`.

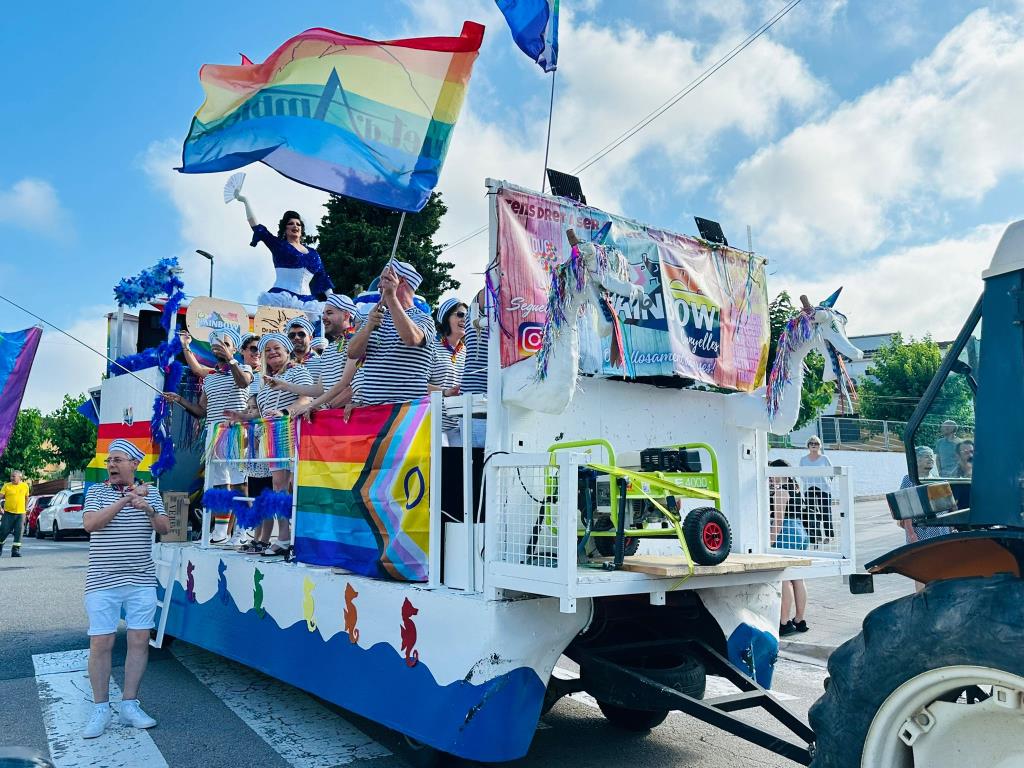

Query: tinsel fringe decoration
765;309;815;422
536;243;588;381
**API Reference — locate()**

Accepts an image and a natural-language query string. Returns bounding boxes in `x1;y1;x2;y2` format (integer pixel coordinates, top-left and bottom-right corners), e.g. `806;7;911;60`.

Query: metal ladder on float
150;544;182;649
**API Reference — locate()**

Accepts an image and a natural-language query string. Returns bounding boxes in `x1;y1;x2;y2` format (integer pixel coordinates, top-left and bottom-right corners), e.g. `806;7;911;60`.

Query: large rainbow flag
295;400;431;581
179;23;484;213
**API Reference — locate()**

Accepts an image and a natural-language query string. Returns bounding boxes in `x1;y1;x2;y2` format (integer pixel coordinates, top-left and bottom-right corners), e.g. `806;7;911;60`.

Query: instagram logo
517;322;545;357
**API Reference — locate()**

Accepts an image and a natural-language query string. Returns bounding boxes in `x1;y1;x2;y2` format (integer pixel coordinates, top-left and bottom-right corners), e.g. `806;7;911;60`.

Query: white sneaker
119;699;157;729
82;705;112;738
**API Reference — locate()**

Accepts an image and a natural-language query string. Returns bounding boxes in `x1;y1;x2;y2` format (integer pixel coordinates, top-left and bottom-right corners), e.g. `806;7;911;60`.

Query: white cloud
21;308;108;413
720;8;1024;261
772;221;1005;341
0;178;73;240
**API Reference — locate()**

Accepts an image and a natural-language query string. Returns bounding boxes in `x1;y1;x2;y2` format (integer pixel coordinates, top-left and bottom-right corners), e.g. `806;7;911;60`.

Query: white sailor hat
209;327;241;348
325;293;358;317
436;297;464;323
258;333;293;355
311;336;329;350
287;316;315;337
108;439;145;463
388;261;423;291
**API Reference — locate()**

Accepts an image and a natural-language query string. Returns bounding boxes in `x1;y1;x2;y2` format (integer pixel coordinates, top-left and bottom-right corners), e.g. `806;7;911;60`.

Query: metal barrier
765;465;855;564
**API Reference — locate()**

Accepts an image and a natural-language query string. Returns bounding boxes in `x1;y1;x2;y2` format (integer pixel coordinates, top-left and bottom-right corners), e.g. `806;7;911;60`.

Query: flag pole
540;69;557;193
387;211;407;271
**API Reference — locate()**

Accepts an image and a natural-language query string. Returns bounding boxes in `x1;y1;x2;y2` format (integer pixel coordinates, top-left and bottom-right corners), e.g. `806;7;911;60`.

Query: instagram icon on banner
517;322;545;357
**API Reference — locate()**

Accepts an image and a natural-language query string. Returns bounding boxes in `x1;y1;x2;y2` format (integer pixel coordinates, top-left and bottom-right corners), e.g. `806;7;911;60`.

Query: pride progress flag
179;23;484;213
0;327;42;459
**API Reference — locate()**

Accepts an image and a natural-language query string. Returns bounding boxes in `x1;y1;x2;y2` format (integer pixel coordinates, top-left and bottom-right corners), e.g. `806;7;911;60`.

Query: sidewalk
781;498;913;660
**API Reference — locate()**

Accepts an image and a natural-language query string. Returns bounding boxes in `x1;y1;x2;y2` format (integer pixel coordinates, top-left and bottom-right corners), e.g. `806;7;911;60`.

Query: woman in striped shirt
225;333;312;558
429;298;468;446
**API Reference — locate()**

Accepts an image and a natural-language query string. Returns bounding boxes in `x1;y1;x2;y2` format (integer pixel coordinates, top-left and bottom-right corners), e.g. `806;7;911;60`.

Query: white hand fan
223;172;246;204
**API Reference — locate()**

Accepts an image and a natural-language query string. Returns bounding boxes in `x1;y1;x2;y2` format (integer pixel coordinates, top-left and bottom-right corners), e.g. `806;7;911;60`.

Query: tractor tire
52;522;64;542
593;535;640;557
809;574;1024;767
596;654;706;732
683;507;731;565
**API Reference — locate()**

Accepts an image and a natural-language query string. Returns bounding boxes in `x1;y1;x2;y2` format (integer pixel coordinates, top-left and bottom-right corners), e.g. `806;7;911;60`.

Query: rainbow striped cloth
179;23;484;213
294;399;431;581
85;422;156;484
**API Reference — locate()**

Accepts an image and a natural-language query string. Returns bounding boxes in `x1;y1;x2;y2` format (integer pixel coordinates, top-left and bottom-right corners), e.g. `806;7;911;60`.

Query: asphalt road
1;537;831;768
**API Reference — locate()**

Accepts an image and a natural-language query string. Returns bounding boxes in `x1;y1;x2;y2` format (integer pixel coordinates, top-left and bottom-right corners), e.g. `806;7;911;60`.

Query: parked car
25;495;55;538
37;488;86;541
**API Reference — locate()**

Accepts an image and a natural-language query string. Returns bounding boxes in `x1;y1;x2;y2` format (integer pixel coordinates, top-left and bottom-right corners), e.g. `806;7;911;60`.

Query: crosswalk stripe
171;644;391;766
32;649;169;768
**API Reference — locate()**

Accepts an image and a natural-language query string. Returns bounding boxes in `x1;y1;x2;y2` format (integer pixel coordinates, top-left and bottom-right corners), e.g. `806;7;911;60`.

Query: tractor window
910;314;980;484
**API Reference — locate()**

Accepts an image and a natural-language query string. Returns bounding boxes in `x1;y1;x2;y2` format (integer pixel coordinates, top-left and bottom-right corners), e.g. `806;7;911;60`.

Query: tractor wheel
683;507;731;565
809;574;1024;767
596;654;705;732
593;535;640;557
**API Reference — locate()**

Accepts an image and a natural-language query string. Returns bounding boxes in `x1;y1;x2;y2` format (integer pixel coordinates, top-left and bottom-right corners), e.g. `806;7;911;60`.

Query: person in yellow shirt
0;470;31;557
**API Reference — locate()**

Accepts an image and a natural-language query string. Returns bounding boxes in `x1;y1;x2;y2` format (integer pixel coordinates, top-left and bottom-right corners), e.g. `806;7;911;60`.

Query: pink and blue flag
179;23;485;213
0;327;42;458
495;0;559;72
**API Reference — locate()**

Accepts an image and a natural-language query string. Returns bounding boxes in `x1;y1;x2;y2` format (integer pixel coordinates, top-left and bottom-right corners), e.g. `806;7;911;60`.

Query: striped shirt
202;365;252;427
84;483;166;594
430;337;466;431
255;365;314;415
308;339;348;395
352;307;436;405
246;374;270;479
461;320;489;395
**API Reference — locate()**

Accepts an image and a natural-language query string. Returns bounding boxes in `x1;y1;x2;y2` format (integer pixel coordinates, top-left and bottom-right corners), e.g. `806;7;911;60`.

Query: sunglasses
453;311;467;318
243;344;260;352
288;331;308;339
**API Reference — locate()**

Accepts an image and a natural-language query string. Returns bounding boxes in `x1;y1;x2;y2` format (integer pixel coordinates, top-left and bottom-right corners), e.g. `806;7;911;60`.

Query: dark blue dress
250;224;334;310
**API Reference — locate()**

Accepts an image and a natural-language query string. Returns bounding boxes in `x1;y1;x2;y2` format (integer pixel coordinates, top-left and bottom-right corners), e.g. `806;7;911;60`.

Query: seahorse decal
186;561;196;603
400;597;419;667
253;568;265;619
217;560;229;605
343;583;359;643
303;577;317;632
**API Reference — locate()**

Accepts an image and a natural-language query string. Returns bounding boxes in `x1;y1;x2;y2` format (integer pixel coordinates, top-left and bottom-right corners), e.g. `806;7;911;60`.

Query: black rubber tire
593;535;640;557
33;523;44;539
683;507;731;565
52;522;64;542
400;735;450;768
596;654;705;732
809;574;1024;767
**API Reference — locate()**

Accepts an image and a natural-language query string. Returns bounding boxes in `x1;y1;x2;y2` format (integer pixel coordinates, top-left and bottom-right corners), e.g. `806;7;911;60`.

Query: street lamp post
196;250;214;297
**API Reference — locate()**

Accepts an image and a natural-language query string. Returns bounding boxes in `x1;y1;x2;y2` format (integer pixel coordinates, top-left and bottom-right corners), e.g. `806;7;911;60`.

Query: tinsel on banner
536;242;587;381
204;416;295;463
765;309;815;422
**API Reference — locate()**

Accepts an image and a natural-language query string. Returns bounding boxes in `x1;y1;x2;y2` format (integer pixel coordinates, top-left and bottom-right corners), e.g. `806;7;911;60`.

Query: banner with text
496;187;770;391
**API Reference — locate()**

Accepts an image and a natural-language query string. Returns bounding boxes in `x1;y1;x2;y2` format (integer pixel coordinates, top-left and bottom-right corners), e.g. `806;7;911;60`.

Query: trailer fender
865;529;1024;584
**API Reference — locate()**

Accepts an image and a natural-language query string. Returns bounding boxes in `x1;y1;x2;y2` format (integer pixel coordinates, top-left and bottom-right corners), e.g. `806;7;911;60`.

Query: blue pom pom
202;488;235;514
232;496;262;528
254;489;292;521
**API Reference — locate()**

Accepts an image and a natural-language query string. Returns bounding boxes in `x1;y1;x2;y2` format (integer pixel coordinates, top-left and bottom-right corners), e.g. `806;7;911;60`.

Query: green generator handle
547;439;618;529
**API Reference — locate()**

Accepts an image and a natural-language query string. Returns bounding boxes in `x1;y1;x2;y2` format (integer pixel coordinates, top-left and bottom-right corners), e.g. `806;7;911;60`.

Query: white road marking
32;649;169;768
171;645;390;766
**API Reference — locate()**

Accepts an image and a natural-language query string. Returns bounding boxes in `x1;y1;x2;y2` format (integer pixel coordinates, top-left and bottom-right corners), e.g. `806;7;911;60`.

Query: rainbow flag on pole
295;400;432;581
0;327;42;459
179;23;485;213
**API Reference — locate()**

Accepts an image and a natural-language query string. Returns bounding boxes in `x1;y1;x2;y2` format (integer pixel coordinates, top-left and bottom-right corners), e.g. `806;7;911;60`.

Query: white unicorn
727;292;863;434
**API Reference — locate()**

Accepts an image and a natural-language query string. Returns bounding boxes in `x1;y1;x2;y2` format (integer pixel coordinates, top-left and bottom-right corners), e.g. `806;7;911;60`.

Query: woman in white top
799;436;834;543
225;333;312;558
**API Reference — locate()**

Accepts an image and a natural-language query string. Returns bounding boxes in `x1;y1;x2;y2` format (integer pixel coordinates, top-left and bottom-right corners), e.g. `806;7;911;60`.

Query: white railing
765;464;855;567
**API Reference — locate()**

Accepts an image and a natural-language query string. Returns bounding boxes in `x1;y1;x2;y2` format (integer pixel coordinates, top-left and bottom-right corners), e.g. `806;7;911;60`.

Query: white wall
768;448;909;498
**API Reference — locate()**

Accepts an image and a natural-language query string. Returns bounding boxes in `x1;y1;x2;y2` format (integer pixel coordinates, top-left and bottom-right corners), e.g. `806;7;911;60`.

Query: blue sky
3;0;1024;410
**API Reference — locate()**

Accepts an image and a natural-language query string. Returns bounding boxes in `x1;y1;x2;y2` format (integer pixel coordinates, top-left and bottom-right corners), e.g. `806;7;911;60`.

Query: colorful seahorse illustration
344;583;359;643
217;560;229;605
186;561;196;603
400;597;419;667
303;577;316;632
253;568;265;619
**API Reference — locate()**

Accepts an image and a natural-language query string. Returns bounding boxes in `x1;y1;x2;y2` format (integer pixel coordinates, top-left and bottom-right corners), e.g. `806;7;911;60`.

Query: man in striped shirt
163;328;251;542
285;294;360;413
348;262;437;406
81;439;169;739
287;316;315;364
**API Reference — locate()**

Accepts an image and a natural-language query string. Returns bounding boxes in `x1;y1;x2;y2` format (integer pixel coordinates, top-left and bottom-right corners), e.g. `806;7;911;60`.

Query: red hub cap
702;522;724;551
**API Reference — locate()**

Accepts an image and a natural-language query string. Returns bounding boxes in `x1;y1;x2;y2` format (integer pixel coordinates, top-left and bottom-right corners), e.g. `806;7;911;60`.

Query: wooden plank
612;553;813;578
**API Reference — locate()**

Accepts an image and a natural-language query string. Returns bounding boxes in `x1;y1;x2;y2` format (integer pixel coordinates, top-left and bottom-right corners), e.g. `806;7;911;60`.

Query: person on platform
461;288;490;448
346;262;436;408
0;470;30;557
429;298;467;446
238;332;269;549
286;316;315;364
81;439;169;739
225;333;312;558
276;294;359;413
769;459;809;636
162;328;251;544
799;436;834;543
232;190;334;316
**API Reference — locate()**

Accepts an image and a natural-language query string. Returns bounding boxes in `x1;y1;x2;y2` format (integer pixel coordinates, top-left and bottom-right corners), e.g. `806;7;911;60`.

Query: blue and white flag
495;0;559;72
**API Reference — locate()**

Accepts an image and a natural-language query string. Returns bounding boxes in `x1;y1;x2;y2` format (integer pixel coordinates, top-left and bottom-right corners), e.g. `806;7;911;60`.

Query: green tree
0;409;55;480
767;291;834;431
858;333;973;444
45;394;98;475
315;192;457;306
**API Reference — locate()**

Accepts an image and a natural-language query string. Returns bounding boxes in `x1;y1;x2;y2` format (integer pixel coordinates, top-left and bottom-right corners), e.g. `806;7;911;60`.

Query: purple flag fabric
0;327;42;458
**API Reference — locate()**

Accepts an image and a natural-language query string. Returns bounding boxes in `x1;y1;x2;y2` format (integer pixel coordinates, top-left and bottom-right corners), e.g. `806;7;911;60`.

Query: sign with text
496;187;770;391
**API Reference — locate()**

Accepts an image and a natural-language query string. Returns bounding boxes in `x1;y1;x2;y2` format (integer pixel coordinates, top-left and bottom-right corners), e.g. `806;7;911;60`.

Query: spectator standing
0;470;30;557
80;439;170;739
769;459;809;636
955;439;974;478
799;436;834;542
898;446;951;591
934;420;961;477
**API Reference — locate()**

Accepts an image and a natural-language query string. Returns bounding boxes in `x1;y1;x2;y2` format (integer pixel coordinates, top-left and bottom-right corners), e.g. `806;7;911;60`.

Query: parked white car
37;488;87;541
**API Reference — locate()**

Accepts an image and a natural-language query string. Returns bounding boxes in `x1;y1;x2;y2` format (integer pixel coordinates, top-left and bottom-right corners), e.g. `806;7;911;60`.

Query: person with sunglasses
429;298;468;446
286;316;315;364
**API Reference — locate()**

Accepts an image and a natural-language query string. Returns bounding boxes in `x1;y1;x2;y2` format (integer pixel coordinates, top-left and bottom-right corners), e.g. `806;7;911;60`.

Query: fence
771;416;975;453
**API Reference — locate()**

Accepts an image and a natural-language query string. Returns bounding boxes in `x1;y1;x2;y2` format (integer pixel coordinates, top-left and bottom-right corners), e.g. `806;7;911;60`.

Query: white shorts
85;585;157;636
205;429;245;488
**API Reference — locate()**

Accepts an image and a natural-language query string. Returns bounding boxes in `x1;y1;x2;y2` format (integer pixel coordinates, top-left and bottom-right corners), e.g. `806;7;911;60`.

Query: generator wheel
809;574;1024;767
595;654;705;732
593;535;640;557
683;507;731;565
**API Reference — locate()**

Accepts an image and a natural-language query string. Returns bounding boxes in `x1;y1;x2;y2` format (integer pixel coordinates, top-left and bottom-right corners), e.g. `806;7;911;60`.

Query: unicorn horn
799;295;814;312
820;287;843;308
566;229;580;246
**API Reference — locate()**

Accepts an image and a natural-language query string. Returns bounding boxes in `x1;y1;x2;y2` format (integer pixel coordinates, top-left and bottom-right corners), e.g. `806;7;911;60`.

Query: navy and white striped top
307;339;348;396
202;365;252;427
461;319;489;395
429;337;465;431
352;307;436;406
84;483;166;593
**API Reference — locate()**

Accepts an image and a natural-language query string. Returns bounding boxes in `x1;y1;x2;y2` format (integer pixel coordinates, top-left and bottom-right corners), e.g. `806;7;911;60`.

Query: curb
779;639;836;663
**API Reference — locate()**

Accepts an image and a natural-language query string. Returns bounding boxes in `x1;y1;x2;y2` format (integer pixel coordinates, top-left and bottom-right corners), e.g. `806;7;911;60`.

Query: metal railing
772;416;975;452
